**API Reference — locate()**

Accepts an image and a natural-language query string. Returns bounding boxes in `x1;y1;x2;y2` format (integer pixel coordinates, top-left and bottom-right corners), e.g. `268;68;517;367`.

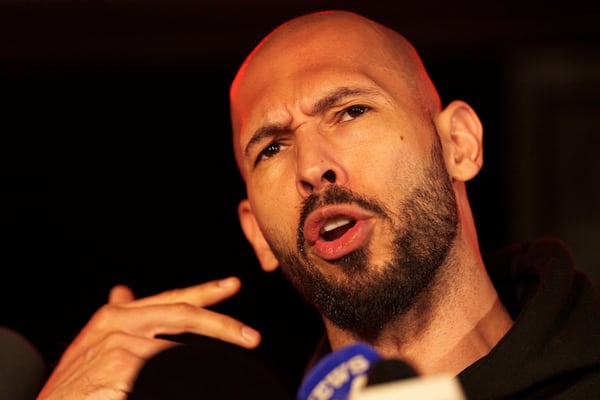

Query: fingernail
218;277;236;287
241;326;260;343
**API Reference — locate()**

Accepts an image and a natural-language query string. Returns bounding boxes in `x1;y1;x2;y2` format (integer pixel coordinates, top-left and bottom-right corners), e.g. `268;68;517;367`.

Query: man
36;10;600;400
229;9;600;397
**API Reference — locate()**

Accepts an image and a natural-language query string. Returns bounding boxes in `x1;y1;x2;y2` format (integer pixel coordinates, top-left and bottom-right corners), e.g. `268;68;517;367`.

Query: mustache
299;185;387;228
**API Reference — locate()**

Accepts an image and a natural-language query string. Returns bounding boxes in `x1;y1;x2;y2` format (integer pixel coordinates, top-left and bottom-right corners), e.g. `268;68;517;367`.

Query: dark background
2;0;599;391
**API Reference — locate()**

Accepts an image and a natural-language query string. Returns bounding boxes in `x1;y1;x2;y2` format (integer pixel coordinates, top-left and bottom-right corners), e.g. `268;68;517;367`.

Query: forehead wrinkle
244;85;383;161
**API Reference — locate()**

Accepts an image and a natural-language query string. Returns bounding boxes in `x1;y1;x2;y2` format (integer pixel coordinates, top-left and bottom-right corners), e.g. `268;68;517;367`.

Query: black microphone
350;358;466;400
0;326;47;400
128;335;294;400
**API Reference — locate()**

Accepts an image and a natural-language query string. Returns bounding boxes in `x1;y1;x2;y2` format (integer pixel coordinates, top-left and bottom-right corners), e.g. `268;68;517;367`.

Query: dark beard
267;137;458;341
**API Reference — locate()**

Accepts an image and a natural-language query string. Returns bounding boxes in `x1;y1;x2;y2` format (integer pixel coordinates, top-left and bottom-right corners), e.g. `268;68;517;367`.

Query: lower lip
310;219;372;260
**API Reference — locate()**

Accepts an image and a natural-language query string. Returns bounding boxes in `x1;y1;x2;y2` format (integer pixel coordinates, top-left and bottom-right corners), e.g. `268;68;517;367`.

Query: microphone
297;342;382;400
129;334;294;399
0;326;47;400
349;358;467;400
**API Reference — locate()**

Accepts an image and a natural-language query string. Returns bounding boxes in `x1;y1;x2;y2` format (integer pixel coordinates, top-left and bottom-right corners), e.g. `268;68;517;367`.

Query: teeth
321;217;351;233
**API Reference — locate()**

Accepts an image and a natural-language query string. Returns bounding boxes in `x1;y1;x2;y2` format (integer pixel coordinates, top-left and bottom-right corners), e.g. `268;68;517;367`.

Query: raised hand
36;276;261;400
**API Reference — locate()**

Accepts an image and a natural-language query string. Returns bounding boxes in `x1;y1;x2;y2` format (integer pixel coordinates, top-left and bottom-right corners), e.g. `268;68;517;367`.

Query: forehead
229;14;420;177
232;22;403;126
234;16;395;95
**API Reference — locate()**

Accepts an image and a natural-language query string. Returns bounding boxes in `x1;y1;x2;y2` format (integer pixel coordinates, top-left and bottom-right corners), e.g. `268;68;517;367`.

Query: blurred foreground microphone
348;358;467;400
0;326;47;400
129;335;294;399
297;342;381;400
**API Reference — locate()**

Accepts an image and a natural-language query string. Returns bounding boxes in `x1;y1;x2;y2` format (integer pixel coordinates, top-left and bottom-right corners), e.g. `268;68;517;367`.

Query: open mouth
304;205;374;260
320;217;357;241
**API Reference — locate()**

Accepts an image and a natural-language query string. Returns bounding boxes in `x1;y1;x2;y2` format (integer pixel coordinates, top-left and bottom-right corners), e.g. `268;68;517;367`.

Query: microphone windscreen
297;342;381;400
0;326;47;400
129;335;294;400
366;358;419;386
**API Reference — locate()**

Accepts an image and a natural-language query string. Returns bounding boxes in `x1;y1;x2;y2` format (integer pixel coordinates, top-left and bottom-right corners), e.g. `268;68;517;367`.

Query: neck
325;244;513;376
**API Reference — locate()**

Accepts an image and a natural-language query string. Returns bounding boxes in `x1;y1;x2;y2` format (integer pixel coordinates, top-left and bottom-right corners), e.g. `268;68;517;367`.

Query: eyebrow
244;124;291;162
244;86;379;161
309;86;379;115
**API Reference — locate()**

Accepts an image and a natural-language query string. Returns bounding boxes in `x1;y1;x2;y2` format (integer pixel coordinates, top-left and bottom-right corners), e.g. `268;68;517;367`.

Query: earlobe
435;100;483;181
237;199;280;272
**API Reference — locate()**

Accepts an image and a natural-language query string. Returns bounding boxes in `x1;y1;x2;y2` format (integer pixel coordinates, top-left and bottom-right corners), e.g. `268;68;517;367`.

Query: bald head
230;10;442;179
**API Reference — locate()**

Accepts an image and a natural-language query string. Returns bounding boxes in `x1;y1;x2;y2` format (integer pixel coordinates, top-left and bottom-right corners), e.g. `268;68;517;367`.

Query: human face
231;14;457;337
268;136;458;339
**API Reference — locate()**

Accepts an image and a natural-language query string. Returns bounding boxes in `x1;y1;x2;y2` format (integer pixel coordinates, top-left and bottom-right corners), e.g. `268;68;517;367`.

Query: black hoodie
459;237;600;399
306;237;600;399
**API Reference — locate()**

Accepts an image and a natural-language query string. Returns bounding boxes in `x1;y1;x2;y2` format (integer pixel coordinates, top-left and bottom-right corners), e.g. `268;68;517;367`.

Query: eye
339;104;369;122
255;141;283;166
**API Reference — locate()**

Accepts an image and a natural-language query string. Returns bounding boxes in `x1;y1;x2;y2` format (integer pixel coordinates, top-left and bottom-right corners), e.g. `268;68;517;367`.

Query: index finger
124;276;242;309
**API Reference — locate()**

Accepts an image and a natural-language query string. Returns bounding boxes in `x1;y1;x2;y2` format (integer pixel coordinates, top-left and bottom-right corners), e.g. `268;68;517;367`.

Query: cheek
249;168;296;206
249;181;299;242
351;138;415;180
348;142;423;212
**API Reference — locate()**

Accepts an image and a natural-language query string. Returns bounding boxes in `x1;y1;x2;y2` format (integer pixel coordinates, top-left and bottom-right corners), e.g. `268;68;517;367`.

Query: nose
295;134;346;198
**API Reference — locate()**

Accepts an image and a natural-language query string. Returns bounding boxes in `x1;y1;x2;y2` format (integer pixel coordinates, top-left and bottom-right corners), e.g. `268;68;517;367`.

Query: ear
434;100;483;181
237;199;279;272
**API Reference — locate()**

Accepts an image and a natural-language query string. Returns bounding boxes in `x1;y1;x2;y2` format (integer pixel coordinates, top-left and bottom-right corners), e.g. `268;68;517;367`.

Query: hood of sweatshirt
459;237;600;399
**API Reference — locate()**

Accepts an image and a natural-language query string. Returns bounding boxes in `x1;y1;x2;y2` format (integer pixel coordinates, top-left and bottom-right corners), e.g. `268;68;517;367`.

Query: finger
125;276;242;309
110;303;262;349
109;284;136;304
53;279;256;370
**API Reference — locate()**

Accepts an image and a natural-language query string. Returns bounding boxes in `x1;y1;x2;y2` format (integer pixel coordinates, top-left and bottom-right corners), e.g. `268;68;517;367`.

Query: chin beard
270;139;458;340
